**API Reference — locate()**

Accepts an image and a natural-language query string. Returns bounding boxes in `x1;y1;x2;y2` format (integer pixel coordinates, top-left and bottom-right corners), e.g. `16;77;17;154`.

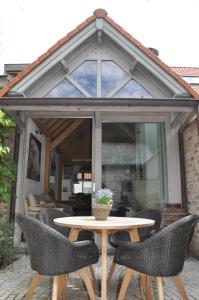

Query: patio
0;255;199;300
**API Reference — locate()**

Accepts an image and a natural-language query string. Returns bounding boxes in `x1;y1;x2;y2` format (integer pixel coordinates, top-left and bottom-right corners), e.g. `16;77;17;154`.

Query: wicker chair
40;207;94;241
107;209;162;284
115;215;199;300
16;214;99;300
109;209;162;247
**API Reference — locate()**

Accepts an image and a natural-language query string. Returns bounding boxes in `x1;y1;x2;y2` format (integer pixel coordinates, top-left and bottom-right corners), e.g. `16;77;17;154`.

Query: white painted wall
14;117;46;244
22;118;45;199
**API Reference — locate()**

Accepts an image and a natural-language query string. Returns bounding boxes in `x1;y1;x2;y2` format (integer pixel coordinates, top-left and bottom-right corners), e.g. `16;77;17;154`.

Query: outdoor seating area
13;209;199;300
1;6;199;300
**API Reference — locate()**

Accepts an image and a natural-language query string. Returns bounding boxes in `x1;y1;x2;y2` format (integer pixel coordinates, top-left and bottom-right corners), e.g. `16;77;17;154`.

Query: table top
54;216;155;230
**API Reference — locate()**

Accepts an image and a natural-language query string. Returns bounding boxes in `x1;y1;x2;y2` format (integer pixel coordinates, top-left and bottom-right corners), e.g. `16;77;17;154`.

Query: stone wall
183;120;199;257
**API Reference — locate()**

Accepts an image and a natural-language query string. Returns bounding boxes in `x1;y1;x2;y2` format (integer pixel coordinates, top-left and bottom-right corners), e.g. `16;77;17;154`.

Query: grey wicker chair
109;209;162;248
40;208;94;241
16;213;99;300
115;214;199;300
107;209;162;284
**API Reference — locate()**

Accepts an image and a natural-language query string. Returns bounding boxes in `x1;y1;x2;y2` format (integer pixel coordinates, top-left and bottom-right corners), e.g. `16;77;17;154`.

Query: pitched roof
171;67;199;77
0;9;198;98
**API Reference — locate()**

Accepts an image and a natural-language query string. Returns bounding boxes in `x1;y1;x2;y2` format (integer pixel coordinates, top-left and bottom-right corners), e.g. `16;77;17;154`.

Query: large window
102;123;166;216
46;60;152;98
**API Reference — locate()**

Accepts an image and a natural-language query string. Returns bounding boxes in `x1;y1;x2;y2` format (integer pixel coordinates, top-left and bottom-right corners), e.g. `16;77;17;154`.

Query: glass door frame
92;112;182;206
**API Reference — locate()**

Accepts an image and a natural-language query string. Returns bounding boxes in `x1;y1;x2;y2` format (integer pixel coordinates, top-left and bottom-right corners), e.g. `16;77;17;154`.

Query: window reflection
101;61;128;96
71;61;97;96
46;79;84;97
114;80;152;98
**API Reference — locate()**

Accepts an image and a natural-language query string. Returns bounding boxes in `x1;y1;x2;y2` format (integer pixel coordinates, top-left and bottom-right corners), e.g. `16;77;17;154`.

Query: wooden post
44;137;51;193
56;157;62;201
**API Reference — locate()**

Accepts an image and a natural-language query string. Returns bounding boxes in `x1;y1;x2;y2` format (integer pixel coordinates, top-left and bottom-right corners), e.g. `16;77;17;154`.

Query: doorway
33;117;93;216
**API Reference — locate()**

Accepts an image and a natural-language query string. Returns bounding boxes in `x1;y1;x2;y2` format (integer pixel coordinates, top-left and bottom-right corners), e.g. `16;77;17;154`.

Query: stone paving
0;255;199;299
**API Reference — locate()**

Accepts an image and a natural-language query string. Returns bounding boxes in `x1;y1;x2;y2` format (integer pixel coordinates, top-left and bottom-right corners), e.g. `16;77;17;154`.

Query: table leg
101;230;107;300
68;228;80;241
129;228;140;242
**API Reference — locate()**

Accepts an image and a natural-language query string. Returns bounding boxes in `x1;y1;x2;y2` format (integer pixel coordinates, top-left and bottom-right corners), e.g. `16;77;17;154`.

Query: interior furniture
107;209;162;285
54;215;154;300
23;193;75;218
16;213;99;300
115;214;199;300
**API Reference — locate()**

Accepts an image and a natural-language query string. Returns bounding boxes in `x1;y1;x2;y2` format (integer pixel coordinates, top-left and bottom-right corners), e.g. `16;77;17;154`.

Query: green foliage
0;221;15;267
98;196;111;205
0;108;16;203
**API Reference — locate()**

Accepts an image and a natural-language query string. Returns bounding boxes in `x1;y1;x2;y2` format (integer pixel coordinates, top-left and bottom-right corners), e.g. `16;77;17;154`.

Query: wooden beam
33;119;51;137
56;158;63;201
50;119;85;150
44;137;51;193
171;112;190;129
117;124;134;140
51;120;72;141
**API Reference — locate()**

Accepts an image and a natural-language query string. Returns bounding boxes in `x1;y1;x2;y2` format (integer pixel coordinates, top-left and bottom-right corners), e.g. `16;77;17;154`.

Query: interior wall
22;118;46;199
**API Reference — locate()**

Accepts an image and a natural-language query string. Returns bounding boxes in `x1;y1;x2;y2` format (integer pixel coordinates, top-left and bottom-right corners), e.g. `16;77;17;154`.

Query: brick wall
183;120;199;257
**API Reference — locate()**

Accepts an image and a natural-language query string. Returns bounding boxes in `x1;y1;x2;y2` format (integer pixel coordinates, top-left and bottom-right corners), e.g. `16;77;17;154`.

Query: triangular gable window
101;61;128;96
46;79;84;97
70;61;97;96
114;79;152;98
45;60;152;98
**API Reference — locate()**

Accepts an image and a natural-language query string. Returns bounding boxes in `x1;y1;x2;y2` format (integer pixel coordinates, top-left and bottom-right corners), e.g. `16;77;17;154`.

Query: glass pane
46;79;84;97
114;79;152;98
101;61;128;96
102;123;166;217
71;61;97;96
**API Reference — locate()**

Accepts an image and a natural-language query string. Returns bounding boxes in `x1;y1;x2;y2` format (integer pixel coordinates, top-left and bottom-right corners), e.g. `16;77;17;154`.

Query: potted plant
92;188;113;220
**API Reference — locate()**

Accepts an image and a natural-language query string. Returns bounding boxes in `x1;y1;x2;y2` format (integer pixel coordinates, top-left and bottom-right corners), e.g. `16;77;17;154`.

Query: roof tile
93;9;107;18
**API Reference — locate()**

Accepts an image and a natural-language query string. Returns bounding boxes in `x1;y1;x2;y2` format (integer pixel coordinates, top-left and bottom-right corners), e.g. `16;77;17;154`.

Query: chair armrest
28;206;41;212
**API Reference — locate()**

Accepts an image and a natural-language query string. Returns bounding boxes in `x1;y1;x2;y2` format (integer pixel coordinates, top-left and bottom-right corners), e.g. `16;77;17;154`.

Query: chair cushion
28;194;40;207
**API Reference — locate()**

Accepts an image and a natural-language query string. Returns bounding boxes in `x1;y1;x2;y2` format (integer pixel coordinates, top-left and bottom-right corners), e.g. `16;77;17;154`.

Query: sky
0;0;199;74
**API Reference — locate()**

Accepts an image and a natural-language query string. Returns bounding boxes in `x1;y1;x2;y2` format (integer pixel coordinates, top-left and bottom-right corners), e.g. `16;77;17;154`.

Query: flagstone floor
0;255;199;299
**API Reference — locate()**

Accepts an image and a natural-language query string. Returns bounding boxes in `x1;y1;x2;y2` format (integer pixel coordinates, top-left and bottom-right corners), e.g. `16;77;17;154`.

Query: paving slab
0;255;199;299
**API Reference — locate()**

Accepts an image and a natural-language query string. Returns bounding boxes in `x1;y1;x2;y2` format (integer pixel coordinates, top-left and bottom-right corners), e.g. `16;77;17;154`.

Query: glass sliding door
102;122;167;216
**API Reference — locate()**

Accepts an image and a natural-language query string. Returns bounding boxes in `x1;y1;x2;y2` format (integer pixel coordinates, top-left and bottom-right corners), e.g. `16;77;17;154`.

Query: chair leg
140;275;153;300
60;275;67;300
173;275;189;300
24;272;41;300
88;265;98;291
79;267;96;300
156;277;164;300
117;268;133;300
107;261;116;286
52;276;61;300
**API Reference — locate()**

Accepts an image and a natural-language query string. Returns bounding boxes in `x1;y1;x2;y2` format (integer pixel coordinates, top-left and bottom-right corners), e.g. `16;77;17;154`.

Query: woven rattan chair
115;214;199;300
40;207;94;241
16;214;99;300
107;209;162;284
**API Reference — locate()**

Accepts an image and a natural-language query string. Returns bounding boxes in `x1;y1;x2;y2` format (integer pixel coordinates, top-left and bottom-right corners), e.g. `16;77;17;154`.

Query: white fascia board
103;22;190;96
10;23;97;93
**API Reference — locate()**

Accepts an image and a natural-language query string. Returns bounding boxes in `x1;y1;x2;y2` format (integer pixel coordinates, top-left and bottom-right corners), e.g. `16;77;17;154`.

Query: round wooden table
54;216;155;300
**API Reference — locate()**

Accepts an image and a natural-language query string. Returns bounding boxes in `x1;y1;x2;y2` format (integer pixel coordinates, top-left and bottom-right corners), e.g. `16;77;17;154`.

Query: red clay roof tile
171;67;199;77
93;8;107;18
0;9;198;99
